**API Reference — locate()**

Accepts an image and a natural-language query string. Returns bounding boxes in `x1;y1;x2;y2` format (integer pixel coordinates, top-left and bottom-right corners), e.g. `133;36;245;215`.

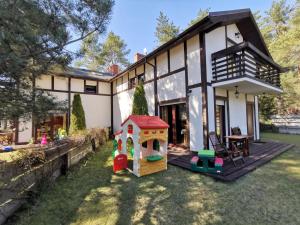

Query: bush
132;84;148;115
70;94;86;134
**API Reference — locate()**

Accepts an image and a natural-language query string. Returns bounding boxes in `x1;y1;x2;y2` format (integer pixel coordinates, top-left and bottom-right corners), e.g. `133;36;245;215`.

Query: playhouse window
128;124;133;134
153;139;160;151
117;139;122;151
142;141;147;148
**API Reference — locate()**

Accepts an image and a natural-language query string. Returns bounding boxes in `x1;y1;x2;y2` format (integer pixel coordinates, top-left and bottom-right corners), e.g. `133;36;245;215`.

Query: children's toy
113;115;169;177
3;146;13;152
190;149;223;173
41;134;48;145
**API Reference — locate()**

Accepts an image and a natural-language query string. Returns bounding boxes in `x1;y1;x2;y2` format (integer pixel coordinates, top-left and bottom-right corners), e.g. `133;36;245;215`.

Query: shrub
132;84;148;115
70;94;86;134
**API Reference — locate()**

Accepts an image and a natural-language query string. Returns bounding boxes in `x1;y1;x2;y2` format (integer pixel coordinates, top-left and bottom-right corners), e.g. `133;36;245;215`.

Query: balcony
211;42;283;94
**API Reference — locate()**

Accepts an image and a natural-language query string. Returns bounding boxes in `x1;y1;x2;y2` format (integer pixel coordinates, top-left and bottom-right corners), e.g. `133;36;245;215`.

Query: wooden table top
224;135;251;140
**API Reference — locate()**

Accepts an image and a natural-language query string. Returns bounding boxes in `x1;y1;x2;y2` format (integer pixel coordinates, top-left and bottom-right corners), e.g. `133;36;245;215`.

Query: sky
68;0;295;65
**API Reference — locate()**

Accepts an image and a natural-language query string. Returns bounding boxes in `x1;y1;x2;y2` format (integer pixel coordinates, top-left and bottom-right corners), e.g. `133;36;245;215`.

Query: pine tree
188;9;210;27
70;94;86;134
0;0;114;121
132;85;149;115
155;12;180;45
76;32;130;71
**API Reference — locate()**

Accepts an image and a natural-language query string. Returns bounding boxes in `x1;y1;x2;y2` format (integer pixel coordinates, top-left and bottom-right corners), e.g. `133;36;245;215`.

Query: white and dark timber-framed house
14;9;284;151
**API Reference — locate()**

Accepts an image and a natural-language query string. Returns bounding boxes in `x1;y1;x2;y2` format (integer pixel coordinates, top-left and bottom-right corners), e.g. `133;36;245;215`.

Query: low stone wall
271;115;300;134
0;137;95;225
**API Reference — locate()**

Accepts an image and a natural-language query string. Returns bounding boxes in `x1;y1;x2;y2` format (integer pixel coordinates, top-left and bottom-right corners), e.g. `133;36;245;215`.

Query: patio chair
209;132;245;166
231;127;244;149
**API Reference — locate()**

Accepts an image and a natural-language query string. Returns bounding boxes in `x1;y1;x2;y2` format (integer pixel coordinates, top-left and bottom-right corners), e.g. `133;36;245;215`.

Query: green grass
7;133;300;225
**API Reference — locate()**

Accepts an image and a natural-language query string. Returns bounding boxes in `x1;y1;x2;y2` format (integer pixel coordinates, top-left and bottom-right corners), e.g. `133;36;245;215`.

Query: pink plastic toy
41;134;48;145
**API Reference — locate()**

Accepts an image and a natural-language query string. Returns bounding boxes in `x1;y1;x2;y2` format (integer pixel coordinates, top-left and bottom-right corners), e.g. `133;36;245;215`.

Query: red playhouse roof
121;115;169;129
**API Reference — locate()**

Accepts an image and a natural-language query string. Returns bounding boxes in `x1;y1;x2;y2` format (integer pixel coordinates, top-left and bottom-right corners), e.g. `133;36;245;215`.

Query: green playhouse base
190;150;223;174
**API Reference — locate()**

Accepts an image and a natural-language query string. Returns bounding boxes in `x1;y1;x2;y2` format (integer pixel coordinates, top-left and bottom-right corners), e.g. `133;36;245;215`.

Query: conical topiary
132;84;148;115
70;94;86;134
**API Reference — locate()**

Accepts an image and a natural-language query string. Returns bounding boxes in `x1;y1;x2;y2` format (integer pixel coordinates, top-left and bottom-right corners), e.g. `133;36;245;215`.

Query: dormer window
85;85;97;93
129;78;136;89
137;74;145;85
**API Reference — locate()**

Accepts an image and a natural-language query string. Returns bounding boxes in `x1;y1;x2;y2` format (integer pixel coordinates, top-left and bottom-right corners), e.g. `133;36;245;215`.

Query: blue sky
68;0;295;65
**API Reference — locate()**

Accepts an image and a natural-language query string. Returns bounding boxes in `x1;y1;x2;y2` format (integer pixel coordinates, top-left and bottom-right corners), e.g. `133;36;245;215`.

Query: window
137;74;145;85
128;78;136;89
84;85;97;93
153;139;160;151
128;124;133;134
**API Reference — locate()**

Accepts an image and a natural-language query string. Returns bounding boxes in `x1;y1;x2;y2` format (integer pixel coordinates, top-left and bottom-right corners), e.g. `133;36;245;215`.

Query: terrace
211;42;284;94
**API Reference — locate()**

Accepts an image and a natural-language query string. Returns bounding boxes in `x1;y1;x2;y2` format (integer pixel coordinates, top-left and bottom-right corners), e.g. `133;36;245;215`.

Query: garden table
224;135;251;156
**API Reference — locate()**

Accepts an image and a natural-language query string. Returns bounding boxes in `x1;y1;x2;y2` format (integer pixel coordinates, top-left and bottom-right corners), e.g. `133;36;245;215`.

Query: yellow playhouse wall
138;157;167;176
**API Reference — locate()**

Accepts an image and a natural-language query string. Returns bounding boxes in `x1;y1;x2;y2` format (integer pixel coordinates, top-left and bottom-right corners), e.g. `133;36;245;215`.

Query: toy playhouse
113;115;169;177
190;150;223;174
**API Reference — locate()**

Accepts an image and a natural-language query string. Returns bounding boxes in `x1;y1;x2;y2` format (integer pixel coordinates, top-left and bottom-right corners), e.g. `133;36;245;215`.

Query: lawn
7;133;300;225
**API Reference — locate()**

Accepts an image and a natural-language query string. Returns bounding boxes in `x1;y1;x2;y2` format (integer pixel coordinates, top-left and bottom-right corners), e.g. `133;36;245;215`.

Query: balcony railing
211;42;282;87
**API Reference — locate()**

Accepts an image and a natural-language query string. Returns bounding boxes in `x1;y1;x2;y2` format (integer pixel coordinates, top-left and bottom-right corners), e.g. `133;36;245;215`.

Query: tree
132;85;148;115
254;0;300;116
70;94;86;133
259;94;277;121
188;8;210;26
155;11;180;45
0;0;114;122
76;31;130;71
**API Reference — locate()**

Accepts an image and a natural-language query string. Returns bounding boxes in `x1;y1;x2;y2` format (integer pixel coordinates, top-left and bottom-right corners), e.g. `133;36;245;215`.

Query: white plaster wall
170;43;184;71
113;80;117;94
157;71;186;102
18;118;33;143
98;82;111;95
215;88;227;97
116;77;123;93
71;78;84;92
54;76;68;91
144;82;155;116
189;87;203;151
228;91;247;134
122;75;128;91
157;52;168;76
49;91;68;102
205;26;226;83
113;89;134;131
227;24;244;44
86;80;97;86
136;65;144;75
36;75;51;89
187;34;201;86
129;70;135;79
71;94;111;129
145;59;154;81
247;94;255;102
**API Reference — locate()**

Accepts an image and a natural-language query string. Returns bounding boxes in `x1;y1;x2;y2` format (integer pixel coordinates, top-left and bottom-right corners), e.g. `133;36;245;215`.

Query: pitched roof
50;66;113;81
111;8;272;81
121;115;169;129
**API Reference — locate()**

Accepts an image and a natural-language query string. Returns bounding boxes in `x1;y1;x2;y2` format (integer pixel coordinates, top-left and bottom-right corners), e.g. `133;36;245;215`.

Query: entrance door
160;103;187;145
247;103;254;137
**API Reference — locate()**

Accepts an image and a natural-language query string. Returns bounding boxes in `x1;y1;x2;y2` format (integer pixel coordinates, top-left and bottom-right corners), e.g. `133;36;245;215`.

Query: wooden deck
167;141;294;182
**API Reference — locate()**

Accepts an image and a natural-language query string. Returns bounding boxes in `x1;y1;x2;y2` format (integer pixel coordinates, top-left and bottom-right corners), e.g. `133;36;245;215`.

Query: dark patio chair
209;132;245;166
231;127;242;135
231;127;244;149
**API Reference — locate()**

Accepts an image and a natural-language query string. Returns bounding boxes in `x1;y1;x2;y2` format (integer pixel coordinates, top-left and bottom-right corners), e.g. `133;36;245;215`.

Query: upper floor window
85;85;97;94
137;74;145;85
129;77;136;89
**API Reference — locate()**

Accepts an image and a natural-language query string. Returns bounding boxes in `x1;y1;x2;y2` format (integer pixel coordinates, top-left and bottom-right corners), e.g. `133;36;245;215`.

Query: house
15;9;284;151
